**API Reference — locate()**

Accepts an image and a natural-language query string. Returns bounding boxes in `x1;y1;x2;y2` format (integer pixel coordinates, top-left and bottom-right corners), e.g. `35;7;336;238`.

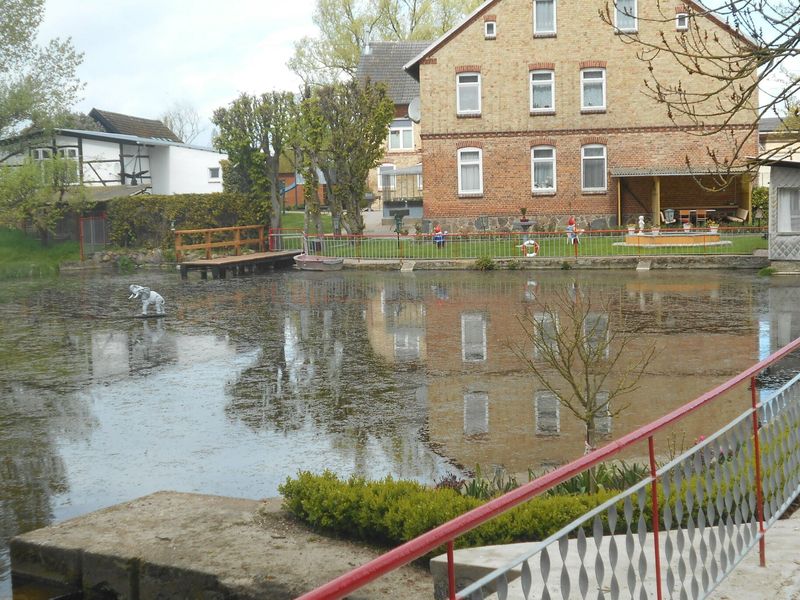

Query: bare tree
513;287;656;491
160;101;205;144
600;1;799;179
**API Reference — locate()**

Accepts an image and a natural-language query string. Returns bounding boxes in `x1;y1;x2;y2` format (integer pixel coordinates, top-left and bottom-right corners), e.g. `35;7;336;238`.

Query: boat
293;253;344;271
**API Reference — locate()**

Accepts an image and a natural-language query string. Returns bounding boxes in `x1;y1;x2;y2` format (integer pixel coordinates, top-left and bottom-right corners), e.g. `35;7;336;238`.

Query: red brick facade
411;0;759;228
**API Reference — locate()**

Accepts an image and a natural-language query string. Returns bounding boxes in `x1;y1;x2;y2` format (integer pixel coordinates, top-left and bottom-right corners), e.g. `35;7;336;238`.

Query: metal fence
296;336;800;600
271;227;767;261
79;214;109;260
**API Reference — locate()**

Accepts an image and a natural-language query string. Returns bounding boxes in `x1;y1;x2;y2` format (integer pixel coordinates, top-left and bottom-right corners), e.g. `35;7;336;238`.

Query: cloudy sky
38;0;318;146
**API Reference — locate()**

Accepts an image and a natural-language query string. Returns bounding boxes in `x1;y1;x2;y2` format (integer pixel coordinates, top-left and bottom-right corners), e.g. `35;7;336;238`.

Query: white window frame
388;118;414;150
533;0;556;35
457;73;481;115
31;148;52;160
484;21;496;39
533;312;559;358
530;70;555;112
457;147;483;195
581;68;606;111
531;146;556;193
594;391;612;435
581;144;607;192
535;390;560;435
377;163;396;191
461;313;487;362
584;312;610;358
614;0;637;32
676;12;689;30
208;166;221;182
464;391;489;436
58;148;78;159
416;163;423;191
777;187;800;233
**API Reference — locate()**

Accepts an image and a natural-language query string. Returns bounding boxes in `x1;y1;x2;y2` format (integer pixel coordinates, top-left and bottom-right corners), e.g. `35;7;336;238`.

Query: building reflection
362;273;761;475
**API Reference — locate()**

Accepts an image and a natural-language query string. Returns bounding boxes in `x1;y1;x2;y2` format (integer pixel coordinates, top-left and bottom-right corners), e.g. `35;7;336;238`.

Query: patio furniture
679;210;691;224
695;209;708;226
661;210;676;225
725;208;749;224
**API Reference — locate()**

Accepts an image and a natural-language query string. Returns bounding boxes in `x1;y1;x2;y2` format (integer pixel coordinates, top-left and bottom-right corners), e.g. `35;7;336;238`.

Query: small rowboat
293;253;344;271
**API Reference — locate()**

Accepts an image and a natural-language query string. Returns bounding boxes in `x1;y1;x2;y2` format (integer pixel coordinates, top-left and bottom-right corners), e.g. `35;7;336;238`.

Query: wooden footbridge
175;225;302;279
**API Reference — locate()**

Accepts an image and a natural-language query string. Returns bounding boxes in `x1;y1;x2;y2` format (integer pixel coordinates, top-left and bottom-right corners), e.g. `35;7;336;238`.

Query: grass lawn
316;232;767;260
0;228;80;279
279;211;332;232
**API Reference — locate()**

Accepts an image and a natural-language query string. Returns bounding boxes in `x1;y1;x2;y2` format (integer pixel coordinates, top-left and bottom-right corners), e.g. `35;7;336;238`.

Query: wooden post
743;174;753;224
653;176;661;226
205;231;212;259
234;228;241;256
175;233;183;262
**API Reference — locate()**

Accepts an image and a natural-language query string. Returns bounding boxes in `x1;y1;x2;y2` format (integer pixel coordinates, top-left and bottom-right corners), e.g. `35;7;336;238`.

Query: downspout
616;177;621;226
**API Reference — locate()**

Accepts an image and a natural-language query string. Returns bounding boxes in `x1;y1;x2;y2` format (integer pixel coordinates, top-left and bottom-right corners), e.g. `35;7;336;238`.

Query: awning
610;166;750;178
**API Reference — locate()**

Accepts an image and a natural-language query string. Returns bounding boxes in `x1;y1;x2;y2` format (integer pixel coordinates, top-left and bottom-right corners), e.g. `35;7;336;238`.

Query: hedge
105;192;268;249
279;471;619;553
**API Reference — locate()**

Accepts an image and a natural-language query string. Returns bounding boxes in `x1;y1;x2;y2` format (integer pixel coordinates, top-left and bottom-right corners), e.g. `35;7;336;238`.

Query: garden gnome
128;284;165;315
638;215;645;233
566;216;580;258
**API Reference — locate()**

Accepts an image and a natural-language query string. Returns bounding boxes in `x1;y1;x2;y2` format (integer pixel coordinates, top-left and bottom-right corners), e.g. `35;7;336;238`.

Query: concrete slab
430;512;800;600
11;491;433;599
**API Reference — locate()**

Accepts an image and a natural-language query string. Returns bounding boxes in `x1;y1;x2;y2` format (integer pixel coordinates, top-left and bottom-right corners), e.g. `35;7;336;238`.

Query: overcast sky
39;0;318;146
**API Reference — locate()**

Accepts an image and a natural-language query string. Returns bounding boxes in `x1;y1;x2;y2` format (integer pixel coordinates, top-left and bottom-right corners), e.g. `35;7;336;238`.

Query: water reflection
0;269;798;596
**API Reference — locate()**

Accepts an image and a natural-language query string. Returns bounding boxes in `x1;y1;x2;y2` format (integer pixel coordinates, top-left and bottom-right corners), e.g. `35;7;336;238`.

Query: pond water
2;267;800;595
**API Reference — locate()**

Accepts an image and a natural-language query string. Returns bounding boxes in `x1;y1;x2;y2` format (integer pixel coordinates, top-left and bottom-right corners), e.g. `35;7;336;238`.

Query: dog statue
128;285;165;315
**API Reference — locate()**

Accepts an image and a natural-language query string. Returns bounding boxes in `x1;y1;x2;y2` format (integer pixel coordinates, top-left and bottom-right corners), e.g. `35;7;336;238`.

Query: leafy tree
0;0;84;139
212;92;297;231
299;79;394;234
513;288;656;492
0;156;87;245
161;100;205;144
290;0;482;84
600;0;798;175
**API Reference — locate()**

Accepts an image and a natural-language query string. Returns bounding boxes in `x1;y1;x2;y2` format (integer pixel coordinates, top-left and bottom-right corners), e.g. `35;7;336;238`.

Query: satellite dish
407;97;421;123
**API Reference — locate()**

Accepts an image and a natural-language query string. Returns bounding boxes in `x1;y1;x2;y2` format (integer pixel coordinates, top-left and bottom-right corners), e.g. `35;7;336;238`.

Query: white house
0;109;226;196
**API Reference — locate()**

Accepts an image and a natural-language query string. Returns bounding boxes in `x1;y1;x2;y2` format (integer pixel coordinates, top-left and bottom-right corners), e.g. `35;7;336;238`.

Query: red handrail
297;334;800;600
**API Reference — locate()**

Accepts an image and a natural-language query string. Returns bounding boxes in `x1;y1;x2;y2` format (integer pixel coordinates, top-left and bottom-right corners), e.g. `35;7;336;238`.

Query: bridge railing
174;225;266;261
296;336;800;600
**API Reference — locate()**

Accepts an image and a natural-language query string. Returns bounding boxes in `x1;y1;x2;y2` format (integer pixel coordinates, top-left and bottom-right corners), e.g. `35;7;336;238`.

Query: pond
2;267;799;595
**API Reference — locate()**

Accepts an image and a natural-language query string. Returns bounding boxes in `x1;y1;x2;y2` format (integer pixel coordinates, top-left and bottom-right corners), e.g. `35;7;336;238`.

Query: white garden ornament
128;285;165;315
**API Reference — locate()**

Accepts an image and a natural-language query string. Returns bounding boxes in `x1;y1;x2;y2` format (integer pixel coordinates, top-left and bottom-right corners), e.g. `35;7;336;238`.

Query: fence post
751;375;767;567
447;540;456;600
175;232;183;262
205;231;211;259
259;226;265;252
648;436;664;600
234;228;241;256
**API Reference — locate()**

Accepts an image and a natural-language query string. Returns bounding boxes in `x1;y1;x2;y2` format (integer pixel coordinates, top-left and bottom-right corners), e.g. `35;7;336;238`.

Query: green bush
106;192;268;249
474;256;495;270
279;471;618;552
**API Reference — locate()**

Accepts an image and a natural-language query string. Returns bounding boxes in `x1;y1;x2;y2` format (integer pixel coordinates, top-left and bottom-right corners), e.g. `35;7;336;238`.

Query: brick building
402;0;758;232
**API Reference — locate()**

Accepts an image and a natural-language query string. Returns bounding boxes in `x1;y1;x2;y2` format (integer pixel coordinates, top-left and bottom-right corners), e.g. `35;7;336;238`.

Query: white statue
638;215;645;232
128;285;165;315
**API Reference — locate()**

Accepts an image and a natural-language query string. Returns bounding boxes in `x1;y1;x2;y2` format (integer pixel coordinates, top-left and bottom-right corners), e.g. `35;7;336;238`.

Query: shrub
279;470;618;552
759;266;777;277
474;256;495;270
106;192;268;249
